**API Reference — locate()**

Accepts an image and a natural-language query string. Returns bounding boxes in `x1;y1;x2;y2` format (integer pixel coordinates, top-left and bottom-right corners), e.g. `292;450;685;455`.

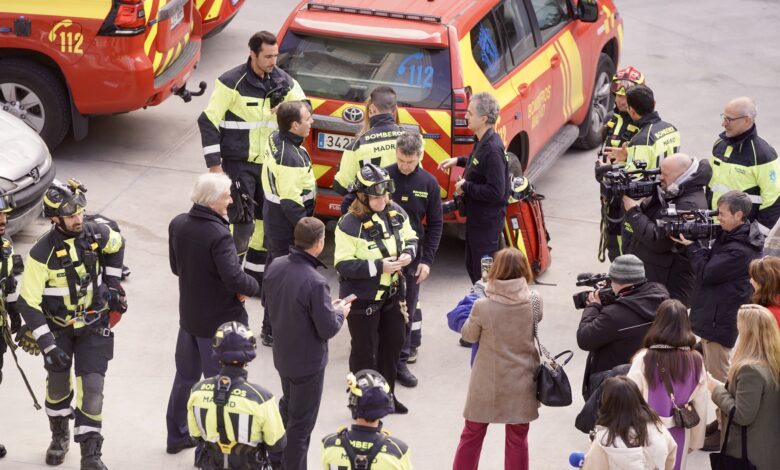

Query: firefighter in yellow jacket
321;369;412;469
188;321;286;469
332;86;405;195
15;180;126;470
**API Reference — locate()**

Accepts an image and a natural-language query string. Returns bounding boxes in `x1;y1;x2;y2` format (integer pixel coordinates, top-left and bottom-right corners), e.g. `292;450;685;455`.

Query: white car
0;108;56;236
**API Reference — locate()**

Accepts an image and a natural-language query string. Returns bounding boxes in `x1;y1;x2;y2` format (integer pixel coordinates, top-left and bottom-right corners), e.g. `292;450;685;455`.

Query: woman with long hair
626;299;706;469
749;256;780;326
334;163;418;414
452;247;539;470
708;304;780;469
583;376;677;470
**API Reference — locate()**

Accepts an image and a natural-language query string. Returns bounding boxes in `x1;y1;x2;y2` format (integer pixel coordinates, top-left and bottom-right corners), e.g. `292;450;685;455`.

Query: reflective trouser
399;261;422;364
347;299;405;393
44;326;113;443
222;160;267;290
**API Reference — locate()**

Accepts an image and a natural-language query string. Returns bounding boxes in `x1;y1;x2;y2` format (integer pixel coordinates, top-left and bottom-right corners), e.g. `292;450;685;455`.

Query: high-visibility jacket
187;366;286;458
334;203;418;302
198;61;306;167
707;125;780;233
261;130;316;243
1;235;19;314
603;109;639;148
332;114;404;194
321;424;412;470
624;111;681;171
17;223;124;351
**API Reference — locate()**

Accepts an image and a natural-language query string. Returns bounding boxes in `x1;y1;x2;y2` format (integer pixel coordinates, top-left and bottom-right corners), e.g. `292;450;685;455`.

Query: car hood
0;110;50;181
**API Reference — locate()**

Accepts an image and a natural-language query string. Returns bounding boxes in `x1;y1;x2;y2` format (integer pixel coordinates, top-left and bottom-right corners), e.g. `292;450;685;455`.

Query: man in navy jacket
440;92;509;283
263;217;349;470
166;173;260;454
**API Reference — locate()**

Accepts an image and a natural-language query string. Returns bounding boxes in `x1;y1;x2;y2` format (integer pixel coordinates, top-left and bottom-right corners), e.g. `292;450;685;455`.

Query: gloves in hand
107;285;127;314
14;325;41;356
44;346;70;372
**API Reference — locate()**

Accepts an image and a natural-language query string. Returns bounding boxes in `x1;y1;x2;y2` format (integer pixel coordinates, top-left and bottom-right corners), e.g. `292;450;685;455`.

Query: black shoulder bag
710;407;756;470
530;292;574;406
658;365;700;429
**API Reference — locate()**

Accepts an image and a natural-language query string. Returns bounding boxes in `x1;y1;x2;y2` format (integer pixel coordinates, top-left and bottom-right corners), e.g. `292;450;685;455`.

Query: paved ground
2;0;779;468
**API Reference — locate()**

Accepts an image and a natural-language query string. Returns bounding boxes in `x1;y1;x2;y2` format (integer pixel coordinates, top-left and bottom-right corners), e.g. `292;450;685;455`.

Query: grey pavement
1;0;779;468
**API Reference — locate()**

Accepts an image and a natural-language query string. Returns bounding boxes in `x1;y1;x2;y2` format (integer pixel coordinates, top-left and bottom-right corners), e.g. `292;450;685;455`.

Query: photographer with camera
439;92;510;283
671;190;764;449
198;31;307;346
576;255;669;400
623;154;712;306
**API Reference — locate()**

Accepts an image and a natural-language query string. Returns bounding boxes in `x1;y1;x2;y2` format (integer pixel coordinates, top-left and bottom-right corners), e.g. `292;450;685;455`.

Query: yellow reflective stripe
398;109;449;164
309;98;327;112
427;110;452;138
553;42;571;119
328;103;354;118
3;0;111;19
144;20;158;56
312;163;331;181
558;31;584;118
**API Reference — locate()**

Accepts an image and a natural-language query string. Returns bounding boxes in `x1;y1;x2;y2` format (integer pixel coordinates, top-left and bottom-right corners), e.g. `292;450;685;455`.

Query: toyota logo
342;106;365;123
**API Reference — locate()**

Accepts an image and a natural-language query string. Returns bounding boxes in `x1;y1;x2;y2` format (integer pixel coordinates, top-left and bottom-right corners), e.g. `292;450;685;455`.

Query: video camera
572;272;617;309
657;204;721;241
597;161;660;202
441;193;465;216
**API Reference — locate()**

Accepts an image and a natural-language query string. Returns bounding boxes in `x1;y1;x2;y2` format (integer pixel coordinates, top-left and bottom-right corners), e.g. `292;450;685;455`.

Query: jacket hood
617;282;668;322
485;277;529;305
592;424;670;470
723;220;765;250
678;159;712;195
634;110;661;128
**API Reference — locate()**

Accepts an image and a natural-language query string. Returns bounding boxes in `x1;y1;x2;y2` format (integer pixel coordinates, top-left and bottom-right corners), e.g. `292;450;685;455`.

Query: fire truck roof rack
306;2;442;23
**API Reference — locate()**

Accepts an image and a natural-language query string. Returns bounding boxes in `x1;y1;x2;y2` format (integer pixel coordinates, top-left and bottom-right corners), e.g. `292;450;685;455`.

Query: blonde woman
707;304;780;469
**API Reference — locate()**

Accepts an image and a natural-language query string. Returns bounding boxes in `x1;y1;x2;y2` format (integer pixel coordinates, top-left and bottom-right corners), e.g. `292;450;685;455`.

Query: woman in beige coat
452;247;540;470
707;304;780;470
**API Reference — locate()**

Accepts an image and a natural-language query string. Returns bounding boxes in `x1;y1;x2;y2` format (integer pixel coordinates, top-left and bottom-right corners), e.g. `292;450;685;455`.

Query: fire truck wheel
0;59;71;150
573;53;615;150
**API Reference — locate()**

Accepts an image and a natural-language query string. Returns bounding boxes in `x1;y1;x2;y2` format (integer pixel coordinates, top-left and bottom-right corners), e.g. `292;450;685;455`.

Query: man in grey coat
262;217;350;470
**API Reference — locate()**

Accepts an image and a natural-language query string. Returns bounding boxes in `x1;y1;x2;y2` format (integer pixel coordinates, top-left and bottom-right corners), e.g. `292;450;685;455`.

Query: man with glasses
708;97;780;235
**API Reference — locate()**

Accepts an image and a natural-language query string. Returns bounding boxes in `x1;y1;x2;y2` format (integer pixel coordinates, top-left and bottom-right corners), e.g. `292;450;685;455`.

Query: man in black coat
576;255;669;400
674;190;764;447
262;217;349;470
623;153;712;306
439;92;509;283
165;173;260;454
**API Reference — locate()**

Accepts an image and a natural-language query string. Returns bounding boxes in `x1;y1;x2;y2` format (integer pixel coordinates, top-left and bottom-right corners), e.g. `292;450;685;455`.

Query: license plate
317;132;354;152
170;6;184;30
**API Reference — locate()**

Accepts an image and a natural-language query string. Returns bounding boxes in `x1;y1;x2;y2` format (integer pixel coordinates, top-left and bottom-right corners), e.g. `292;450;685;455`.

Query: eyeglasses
720;113;748;124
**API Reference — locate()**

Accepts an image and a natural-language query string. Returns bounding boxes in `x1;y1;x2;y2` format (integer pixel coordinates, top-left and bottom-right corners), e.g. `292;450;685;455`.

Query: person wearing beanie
576;255;670;400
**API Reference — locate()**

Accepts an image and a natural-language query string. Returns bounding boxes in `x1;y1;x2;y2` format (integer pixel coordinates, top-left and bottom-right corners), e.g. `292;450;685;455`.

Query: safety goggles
58;193;87;216
0;193;16;212
363;180;395;196
610;79;638;95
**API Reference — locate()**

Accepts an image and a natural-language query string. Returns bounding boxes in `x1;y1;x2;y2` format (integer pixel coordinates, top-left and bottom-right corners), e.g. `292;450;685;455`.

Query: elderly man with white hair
622;153;712;306
708;96;780;235
439;92;510;283
165;172;260;455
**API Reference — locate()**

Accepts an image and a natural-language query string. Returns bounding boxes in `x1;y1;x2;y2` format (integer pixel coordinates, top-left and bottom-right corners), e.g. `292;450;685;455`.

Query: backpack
504;176;552;276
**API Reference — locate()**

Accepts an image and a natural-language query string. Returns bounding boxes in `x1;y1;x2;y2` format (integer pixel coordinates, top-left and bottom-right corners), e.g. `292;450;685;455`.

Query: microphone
569;452;585;468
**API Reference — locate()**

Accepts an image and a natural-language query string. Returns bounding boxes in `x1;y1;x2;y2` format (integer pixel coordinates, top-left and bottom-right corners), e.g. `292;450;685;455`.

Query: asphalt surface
2;0;779;468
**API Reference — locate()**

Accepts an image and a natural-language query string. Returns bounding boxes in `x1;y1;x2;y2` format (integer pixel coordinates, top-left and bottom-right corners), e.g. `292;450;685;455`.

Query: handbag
710;407;757;470
530;292;574;406
657;365;700;429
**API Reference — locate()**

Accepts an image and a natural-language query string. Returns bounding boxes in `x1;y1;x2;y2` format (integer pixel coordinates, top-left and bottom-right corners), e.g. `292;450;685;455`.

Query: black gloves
107;285;128;314
44;346;70;372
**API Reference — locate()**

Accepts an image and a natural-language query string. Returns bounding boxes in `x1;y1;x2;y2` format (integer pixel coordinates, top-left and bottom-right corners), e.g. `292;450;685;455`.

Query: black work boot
396;363;418;388
0;443;6;458
80;435;107;470
46;416;71;465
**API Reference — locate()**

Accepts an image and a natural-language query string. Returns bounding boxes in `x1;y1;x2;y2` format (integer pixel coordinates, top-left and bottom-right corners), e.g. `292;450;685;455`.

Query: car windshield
278;32;452;109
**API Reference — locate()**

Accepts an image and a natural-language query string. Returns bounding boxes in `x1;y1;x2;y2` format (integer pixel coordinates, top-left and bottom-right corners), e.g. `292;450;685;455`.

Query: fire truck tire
507;152;524;177
573;53;615;150
0;59;71;150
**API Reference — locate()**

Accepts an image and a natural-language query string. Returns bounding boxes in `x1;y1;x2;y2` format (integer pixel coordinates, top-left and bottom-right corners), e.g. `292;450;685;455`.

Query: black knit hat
609;254;646;284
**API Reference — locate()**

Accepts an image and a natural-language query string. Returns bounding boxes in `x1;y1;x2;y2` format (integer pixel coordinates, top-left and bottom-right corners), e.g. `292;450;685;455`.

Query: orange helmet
611;66;645;96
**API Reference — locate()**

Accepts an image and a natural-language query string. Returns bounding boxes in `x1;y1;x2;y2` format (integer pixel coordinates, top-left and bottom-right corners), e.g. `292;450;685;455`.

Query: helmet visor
610;79;637;95
363;180;395;197
59;193;87;216
0;193;16;213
